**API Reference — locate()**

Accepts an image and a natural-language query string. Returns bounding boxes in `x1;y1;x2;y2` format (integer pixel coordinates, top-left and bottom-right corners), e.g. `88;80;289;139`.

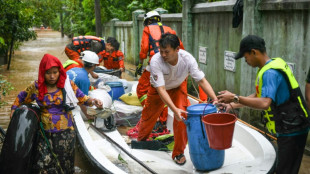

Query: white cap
81;50;99;64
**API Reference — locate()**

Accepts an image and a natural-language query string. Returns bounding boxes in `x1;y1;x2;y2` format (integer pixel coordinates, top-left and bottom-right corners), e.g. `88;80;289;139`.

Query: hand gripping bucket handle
201;110;237;150
182;103;212;139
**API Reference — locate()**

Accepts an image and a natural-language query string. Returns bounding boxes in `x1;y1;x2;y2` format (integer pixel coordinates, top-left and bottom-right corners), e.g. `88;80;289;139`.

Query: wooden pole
94;0;102;37
187;94;277;141
7;38;14;70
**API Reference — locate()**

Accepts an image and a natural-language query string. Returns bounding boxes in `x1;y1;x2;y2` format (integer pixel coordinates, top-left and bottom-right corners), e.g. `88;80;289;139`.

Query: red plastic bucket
202;113;237;150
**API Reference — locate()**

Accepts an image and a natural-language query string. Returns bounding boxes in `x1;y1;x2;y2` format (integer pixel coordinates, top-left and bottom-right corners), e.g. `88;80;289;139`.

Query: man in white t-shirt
137;33;218;165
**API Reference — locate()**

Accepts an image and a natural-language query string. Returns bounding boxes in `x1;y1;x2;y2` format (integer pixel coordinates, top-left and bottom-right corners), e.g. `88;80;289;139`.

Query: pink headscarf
38;54;67;101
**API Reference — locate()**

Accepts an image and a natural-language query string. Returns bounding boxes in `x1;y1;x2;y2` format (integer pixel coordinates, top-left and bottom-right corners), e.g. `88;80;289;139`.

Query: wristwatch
233;94;239;104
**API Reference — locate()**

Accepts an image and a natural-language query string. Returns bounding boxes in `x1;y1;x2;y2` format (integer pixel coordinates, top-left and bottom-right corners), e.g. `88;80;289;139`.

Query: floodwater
0;30;309;174
0;30;97;173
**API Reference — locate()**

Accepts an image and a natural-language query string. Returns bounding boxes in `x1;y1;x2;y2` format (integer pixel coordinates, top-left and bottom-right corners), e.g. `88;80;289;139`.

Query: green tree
127;0;182;16
0;75;13;107
48;0;183;37
0;0;37;68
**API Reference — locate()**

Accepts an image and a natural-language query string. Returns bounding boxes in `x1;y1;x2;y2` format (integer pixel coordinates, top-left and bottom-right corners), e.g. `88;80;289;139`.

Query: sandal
174;154;186;165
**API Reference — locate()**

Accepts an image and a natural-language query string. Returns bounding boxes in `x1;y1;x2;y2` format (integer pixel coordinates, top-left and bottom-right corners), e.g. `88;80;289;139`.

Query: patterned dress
12;80;90;174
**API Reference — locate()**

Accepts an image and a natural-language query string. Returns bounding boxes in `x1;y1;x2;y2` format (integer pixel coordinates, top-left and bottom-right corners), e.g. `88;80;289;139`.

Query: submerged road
0;30;309;174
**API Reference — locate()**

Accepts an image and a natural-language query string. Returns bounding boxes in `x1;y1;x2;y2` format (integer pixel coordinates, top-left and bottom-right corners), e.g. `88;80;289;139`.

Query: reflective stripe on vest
256;57;308;134
63;59;79;69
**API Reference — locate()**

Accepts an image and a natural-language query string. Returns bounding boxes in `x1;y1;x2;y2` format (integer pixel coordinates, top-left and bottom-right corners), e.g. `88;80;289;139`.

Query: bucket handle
200;115;206;139
202;103;211;116
200;104;211;139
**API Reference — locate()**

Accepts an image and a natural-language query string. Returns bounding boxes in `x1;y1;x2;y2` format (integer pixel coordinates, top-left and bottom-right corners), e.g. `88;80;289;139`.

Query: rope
12;107;65;172
39;123;65;174
12;106;67;173
189;76;199;96
22;107;40;123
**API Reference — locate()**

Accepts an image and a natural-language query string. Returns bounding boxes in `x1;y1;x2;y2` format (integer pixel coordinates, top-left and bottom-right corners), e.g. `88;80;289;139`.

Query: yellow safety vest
63;59;79;69
255;58;309;134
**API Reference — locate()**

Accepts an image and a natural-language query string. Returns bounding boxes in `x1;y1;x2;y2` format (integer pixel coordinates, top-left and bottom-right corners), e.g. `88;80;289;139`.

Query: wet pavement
0;30;309;173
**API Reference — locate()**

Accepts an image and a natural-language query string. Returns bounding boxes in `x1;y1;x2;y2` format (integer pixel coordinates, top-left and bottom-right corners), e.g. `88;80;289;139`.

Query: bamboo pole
187;94;277;141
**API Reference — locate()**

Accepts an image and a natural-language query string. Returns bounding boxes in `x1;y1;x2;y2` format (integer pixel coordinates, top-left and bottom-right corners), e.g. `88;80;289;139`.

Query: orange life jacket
148;23;175;57
139;23;185;62
65;45;81;60
72;36;105;54
101;50;125;70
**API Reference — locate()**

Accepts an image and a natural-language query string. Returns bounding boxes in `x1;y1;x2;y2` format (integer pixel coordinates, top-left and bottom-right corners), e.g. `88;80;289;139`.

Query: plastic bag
111;100;142;126
88;89;112;108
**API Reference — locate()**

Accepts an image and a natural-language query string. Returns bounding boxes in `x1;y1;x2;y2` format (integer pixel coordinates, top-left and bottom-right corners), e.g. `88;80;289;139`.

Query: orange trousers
136;70;168;123
138;80;189;159
199;86;208;102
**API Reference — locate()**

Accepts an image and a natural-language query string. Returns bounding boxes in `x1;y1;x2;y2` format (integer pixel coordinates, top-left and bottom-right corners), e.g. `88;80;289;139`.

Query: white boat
73;79;276;174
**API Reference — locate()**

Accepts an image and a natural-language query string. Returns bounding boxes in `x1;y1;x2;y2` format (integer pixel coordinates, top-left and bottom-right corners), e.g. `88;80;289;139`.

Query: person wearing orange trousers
138;80;188;159
136;11;185;127
137;33;218;165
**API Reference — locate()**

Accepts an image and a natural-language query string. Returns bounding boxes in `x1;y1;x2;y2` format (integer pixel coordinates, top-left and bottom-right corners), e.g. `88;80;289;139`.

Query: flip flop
174;154;186;165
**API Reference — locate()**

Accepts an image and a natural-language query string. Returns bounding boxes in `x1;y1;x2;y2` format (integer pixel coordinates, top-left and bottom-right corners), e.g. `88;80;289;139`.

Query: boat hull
73;96;276;174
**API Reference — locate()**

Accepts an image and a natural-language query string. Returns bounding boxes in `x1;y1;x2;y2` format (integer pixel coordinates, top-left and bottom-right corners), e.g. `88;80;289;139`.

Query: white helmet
144;11;161;26
81;50;99;64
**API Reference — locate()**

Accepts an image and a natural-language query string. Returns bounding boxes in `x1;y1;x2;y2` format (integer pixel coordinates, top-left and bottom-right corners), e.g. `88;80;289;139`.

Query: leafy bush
0;75;13;107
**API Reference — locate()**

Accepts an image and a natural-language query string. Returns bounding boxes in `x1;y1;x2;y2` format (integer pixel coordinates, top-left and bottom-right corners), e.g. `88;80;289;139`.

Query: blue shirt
66;67;90;95
260;60;290;106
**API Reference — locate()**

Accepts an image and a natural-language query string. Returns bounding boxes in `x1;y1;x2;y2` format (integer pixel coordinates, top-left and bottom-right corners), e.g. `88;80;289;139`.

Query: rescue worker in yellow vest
306;67;310;110
135;11;185;133
217;35;310;174
64;36;105;78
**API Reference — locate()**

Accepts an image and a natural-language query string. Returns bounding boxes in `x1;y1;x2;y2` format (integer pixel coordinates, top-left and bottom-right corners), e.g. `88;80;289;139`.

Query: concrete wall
102;11;183;66
192;2;242;95
102;19;135;64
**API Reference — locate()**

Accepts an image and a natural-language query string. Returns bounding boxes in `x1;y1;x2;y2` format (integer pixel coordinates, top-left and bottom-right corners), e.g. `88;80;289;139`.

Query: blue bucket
105;82;125;101
185;103;224;171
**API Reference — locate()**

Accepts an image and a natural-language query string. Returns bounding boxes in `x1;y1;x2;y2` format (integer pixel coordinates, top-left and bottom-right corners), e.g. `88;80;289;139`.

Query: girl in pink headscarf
11;54;102;173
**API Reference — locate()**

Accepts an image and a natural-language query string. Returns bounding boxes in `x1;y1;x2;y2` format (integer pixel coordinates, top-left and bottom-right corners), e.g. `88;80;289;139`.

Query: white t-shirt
150;49;205;90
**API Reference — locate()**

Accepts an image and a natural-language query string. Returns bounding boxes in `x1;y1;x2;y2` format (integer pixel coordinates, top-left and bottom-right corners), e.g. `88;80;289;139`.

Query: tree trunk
60;11;64;38
94;0;102;37
7;39;14;70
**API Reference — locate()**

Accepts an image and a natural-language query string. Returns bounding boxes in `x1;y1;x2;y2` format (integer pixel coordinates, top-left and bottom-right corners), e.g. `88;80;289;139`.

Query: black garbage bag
0;104;40;174
232;0;243;28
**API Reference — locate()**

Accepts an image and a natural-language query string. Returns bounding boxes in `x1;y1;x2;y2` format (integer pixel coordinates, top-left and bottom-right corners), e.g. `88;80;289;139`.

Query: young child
99;37;125;78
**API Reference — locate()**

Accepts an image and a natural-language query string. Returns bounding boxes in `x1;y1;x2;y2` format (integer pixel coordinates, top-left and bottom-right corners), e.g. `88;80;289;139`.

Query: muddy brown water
0;30;309;174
